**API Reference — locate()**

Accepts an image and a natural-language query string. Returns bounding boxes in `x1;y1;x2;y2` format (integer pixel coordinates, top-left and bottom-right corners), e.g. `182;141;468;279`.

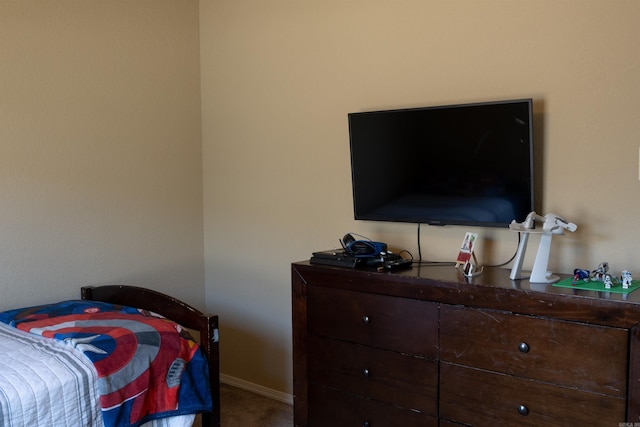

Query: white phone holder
509;212;577;283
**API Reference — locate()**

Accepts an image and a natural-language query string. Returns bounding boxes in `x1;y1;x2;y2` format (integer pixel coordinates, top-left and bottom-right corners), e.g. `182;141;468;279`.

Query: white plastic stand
529;232;559;283
509;212;577;284
509;232;530;280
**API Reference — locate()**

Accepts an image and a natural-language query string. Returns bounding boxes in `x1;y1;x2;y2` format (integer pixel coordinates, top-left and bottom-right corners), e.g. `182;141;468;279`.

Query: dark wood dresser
292;261;640;426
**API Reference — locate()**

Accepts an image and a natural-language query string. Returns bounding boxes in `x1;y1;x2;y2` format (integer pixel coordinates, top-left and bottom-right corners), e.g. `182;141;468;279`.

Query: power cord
415;223;455;266
415;223;520;268
484;232;520;268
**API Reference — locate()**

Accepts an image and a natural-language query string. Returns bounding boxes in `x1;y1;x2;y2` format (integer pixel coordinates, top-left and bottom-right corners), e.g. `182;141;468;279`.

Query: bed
0;285;220;427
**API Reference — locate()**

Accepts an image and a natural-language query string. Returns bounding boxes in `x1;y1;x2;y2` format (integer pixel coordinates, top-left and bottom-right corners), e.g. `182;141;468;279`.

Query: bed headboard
81;285;220;427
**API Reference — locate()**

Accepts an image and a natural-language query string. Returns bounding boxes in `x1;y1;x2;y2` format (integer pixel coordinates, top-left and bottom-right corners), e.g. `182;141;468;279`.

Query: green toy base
553;277;640;294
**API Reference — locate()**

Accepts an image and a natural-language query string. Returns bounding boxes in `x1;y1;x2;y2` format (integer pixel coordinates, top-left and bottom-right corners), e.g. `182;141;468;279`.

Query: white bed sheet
0;320;103;427
0;322;195;427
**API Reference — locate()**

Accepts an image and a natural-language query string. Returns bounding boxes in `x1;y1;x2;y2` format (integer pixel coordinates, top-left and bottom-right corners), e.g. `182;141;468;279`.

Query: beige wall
2;0;639;400
201;0;640;394
0;1;205;310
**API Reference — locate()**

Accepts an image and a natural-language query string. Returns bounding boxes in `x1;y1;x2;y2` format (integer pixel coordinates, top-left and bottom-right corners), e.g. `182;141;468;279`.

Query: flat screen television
348;98;534;228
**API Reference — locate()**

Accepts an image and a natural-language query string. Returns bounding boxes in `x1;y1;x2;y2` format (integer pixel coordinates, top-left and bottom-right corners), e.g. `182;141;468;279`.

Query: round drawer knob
518;342;530;353
362;315;371;324
518;404;529;416
362;422;371;427
362;368;370;377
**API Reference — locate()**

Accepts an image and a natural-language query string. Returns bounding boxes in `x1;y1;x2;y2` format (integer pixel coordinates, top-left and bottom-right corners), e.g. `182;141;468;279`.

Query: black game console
310;249;412;271
310;249;360;268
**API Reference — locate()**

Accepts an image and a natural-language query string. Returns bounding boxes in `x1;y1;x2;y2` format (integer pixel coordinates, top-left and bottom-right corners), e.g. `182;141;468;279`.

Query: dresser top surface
293;261;640;328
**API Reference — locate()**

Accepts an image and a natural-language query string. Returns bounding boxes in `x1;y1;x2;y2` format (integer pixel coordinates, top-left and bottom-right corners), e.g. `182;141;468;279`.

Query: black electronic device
310;249;360;268
348;98;535;228
362;252;413;271
379;255;413;271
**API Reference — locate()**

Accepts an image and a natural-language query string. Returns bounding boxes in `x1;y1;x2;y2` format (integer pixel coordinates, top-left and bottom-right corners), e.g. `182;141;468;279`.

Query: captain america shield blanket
0;300;212;427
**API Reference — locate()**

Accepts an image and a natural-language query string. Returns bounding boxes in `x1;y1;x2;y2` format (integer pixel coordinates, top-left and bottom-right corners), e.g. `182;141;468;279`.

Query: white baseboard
220;373;293;405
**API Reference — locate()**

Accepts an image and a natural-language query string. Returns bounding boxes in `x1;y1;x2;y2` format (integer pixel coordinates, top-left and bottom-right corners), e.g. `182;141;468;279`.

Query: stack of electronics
310;234;412;271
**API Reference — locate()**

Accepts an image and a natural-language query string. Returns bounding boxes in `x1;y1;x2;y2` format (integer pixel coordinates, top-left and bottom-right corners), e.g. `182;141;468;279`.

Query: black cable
415;223;453;266
484;231;521;268
417;223;422;263
416;222;521;268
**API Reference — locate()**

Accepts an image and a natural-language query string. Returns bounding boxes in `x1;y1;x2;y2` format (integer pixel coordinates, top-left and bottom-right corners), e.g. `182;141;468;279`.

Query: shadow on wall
219;322;290;393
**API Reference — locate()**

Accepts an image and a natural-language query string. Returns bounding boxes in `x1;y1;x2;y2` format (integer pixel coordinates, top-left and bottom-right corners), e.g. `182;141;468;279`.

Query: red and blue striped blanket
0;300;212;427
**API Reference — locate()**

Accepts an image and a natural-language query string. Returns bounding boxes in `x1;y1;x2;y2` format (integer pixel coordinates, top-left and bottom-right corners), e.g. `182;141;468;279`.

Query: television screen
348;99;534;228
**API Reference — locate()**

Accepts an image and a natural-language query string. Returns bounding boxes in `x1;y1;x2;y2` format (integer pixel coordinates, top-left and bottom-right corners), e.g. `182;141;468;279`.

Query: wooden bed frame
81;285;220;427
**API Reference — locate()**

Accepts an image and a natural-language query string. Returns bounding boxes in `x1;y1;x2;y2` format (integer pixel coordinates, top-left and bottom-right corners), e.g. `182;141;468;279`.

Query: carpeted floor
219;383;292;427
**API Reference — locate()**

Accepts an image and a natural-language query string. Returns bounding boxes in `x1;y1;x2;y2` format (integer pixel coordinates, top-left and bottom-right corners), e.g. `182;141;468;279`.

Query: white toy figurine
604;274;613;289
622;270;633;289
592;262;609;282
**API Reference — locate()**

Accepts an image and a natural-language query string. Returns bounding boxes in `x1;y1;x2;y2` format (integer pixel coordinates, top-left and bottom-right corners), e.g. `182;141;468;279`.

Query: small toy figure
572;268;590;285
622;270;633;289
591;262;609;282
604;274;614;289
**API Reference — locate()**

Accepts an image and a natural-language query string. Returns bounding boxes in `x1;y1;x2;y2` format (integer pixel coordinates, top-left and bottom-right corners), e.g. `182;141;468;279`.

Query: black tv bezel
347;98;535;228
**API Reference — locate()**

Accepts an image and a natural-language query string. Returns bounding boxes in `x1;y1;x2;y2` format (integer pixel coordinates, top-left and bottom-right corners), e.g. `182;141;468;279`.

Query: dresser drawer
308;286;438;357
440;363;625;427
309;383;437;427
440;305;627;396
309;335;437;415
